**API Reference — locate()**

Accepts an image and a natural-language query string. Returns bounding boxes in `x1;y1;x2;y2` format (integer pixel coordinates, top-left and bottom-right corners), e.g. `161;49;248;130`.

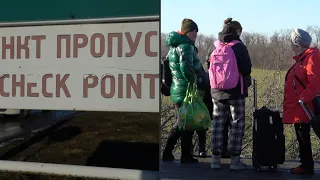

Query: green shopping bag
177;83;211;131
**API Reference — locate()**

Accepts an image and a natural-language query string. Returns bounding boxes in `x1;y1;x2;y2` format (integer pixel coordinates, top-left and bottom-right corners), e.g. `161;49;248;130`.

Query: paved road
160;155;320;180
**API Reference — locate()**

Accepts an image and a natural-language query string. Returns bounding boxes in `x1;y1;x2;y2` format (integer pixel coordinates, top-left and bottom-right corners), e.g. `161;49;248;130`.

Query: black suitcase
251;78;285;172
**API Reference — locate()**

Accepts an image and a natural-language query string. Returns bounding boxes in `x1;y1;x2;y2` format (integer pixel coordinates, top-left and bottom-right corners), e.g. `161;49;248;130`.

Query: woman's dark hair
223;17;242;34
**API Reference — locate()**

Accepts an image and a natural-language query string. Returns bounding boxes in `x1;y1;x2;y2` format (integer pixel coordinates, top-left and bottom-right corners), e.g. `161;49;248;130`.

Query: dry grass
0;111;159;180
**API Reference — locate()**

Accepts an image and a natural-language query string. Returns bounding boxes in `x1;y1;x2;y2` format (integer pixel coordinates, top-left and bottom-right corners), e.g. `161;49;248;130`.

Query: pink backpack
208;40;244;94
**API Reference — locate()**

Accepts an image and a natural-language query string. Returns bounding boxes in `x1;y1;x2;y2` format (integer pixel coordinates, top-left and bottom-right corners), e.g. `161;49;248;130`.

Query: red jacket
283;48;320;124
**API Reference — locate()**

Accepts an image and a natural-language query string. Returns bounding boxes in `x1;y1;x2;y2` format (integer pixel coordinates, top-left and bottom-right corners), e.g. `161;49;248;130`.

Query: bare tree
307;26;320;47
161;33;169;57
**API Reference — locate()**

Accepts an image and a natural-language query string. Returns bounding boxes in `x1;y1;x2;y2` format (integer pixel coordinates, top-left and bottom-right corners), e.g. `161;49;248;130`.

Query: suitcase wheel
268;165;277;172
254;166;262;172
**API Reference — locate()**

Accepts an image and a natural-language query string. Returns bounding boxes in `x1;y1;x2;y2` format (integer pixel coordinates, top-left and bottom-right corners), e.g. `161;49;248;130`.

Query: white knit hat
291;28;312;48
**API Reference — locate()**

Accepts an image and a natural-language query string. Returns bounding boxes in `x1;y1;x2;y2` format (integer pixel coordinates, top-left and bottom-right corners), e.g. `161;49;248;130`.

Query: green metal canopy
0;0;160;22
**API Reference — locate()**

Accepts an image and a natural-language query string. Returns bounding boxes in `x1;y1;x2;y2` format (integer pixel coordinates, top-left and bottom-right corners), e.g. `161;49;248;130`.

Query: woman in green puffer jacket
162;18;210;164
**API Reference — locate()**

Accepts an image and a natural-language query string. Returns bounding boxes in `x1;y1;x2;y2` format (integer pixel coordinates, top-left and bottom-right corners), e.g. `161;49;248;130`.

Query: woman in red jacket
283;28;320;175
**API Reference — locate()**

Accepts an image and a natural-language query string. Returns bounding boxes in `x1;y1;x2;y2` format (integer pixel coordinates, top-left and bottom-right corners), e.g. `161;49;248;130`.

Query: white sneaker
230;156;247;170
210;155;221;169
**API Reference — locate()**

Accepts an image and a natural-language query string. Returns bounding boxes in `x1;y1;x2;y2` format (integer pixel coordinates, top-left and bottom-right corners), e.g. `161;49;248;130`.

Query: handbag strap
293;62;307;89
293;68;306;89
292;55;306;89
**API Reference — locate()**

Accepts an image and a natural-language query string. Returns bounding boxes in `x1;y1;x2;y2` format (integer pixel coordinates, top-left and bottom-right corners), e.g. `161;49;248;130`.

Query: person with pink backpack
209;18;252;171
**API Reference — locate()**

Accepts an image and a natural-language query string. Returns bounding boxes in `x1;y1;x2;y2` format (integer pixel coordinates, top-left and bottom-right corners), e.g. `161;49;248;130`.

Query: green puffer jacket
165;31;207;105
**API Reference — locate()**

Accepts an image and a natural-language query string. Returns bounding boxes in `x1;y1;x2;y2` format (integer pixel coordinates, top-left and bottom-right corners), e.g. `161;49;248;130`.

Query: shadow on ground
47;126;82;142
86;140;159;171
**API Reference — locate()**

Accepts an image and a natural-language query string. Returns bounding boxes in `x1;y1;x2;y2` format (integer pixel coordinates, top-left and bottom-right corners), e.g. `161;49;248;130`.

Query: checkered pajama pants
211;98;245;156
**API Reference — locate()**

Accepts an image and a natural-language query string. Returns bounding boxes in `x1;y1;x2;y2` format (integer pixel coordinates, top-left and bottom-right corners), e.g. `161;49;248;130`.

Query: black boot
162;127;180;161
181;131;198;164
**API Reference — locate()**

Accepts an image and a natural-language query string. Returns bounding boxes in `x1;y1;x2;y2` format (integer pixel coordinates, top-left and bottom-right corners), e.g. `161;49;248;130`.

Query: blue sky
161;0;319;36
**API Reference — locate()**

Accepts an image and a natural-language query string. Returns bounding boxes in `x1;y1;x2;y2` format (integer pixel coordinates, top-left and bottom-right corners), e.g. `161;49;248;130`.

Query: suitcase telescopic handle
298;99;315;120
253;78;258;111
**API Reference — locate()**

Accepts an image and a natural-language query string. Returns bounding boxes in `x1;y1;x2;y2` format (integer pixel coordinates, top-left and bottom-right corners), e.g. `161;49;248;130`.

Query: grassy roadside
0;172;118;180
0;111;159;180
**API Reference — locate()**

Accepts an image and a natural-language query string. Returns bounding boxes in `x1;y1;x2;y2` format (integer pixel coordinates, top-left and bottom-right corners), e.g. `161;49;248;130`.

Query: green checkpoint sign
0;0;160;22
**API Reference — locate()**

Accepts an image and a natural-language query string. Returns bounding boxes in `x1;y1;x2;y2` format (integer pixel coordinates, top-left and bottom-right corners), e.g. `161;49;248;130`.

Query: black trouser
294;124;314;169
163;121;206;156
162;104;194;158
195;130;206;153
163;125;194;158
